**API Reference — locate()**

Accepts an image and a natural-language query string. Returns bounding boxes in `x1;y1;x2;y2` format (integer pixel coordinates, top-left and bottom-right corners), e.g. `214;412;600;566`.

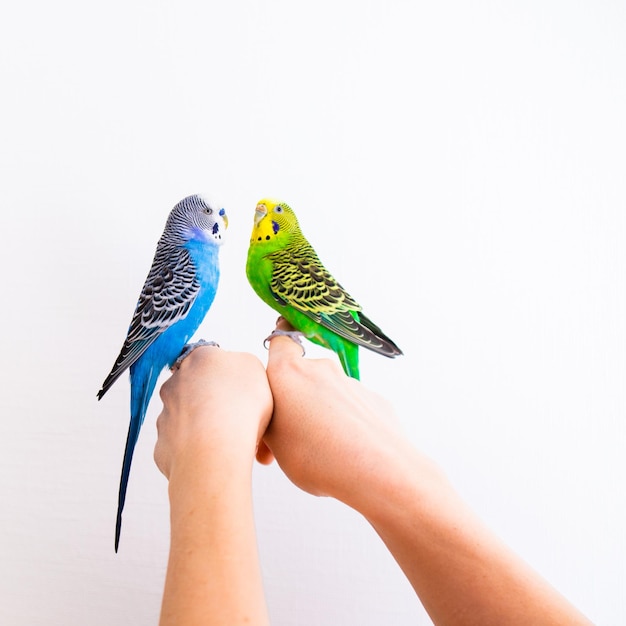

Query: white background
1;1;624;624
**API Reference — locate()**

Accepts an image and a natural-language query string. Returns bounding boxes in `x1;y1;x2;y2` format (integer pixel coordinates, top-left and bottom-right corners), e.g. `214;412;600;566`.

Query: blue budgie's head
167;193;228;246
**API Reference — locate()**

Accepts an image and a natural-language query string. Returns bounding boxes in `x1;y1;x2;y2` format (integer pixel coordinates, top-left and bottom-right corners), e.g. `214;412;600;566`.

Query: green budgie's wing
267;243;400;356
269;245;359;311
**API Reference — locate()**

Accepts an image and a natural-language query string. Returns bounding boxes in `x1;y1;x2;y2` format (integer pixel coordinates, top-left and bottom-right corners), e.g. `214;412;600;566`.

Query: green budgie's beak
254;202;269;225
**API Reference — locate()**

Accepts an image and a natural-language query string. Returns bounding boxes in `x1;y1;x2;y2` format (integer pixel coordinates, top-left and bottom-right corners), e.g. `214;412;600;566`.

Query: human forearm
263;324;592;625
359;447;593;626
155;347;273;626
160;454;269;626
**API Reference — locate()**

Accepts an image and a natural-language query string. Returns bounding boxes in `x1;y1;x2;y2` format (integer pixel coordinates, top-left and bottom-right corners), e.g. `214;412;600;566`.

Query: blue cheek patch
272;221;280;235
212;223;219;235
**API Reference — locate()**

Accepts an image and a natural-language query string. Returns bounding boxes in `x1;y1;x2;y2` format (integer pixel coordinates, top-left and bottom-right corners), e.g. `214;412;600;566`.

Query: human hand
154;345;274;481
258;319;410;511
155;345;273;626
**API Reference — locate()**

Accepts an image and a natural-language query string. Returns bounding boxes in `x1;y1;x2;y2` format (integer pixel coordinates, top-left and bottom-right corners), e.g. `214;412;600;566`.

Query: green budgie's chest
246;237;284;307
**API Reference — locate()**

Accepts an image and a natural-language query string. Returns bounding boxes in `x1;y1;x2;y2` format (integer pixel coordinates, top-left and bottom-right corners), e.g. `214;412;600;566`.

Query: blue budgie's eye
219;208;226;217
203;206;213;215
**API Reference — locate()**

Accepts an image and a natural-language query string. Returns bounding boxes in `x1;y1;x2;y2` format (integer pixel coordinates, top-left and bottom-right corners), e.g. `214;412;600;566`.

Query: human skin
154;347;273;626
259;320;594;626
154;321;594;626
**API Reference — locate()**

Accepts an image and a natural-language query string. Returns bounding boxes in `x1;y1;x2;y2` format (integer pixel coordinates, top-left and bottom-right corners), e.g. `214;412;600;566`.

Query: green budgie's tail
336;339;360;380
333;312;402;380
284;308;402;381
357;311;404;358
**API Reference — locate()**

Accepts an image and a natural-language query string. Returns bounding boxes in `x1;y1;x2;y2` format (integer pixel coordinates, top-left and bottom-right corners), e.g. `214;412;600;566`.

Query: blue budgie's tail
115;360;161;552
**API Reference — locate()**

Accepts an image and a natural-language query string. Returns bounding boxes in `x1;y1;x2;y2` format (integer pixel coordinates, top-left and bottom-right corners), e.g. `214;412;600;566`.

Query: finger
178;341;222;370
155;410;164;435
276;316;292;332
266;317;306;364
171;339;221;371
256;440;275;465
153;436;169;478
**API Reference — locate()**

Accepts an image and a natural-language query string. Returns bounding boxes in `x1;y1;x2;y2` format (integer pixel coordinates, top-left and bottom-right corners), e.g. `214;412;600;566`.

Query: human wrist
338;437;451;528
165;428;256;494
166;448;254;521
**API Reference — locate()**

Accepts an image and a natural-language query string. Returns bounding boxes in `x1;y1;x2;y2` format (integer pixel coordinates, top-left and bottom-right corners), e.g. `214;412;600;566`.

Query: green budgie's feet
263;329;306;356
172;339;220;370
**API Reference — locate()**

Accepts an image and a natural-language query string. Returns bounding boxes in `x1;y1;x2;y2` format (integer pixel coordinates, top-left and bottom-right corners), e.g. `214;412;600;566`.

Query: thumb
266;316;307;366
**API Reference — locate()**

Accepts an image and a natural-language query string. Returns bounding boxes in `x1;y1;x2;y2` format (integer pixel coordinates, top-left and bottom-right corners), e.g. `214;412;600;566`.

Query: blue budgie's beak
219;207;228;229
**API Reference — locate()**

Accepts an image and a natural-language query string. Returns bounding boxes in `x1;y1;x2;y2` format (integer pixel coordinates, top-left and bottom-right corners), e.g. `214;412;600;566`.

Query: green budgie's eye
275;205;283;213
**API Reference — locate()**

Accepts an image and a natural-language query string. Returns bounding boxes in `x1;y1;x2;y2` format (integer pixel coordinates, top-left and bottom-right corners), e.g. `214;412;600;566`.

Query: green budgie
246;198;402;379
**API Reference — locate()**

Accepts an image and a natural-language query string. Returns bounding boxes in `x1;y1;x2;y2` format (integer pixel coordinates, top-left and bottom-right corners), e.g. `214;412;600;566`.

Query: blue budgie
97;193;228;551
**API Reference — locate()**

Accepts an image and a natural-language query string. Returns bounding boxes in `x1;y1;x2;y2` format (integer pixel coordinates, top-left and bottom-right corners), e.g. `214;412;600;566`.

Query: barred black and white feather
97;193;226;399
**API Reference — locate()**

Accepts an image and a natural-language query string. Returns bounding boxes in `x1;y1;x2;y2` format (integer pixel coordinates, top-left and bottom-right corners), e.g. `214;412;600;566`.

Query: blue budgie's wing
97;244;200;399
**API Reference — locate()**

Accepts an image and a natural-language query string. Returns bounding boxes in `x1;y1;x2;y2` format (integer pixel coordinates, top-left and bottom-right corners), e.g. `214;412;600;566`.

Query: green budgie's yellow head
249;198;301;246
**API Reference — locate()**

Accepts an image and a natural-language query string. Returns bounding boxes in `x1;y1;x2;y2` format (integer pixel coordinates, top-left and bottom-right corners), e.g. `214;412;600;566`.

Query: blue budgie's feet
172;339;220;370
263;329;306;356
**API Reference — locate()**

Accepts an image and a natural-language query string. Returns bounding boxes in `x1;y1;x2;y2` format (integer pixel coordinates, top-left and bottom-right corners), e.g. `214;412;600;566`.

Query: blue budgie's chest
188;241;220;289
181;240;221;324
